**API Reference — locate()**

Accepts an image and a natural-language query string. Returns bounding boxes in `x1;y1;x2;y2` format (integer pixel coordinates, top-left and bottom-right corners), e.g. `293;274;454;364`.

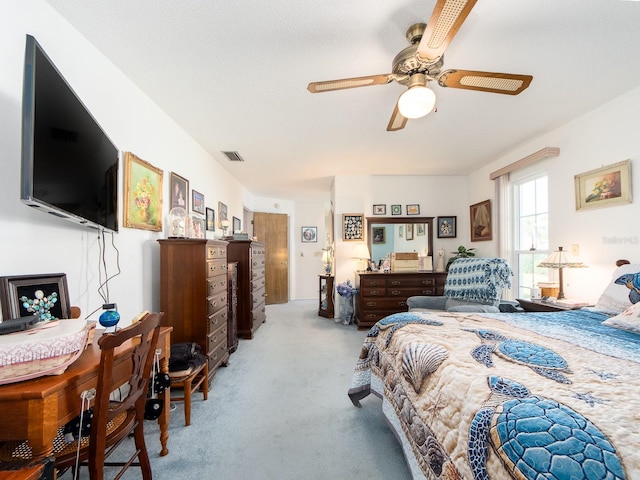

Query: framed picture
233;216;241;233
0;273;71;321
406;204;420;215
170;172;189;211
391;204;402;216
206;207;215;231
470;199;492;242
342;213;364;241
406;224;414;240
574;160;631;211
372;226;385;244
399;225;404;238
218;201;228;223
191;215;205;239
123;152;163;232
192;190;205;214
373;204;386;215
301;226;317;243
437;216;457;238
416;223;426;236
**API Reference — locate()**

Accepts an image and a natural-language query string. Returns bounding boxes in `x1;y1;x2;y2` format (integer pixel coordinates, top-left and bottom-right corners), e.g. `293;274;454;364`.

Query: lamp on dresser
352;243;371;273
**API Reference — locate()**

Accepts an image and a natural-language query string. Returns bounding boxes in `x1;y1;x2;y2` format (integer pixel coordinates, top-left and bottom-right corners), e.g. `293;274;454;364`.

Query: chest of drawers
227;240;266;339
158;239;229;382
355;272;446;329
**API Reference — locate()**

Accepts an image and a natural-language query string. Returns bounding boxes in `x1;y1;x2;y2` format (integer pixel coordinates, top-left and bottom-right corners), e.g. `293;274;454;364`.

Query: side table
516;298;591;312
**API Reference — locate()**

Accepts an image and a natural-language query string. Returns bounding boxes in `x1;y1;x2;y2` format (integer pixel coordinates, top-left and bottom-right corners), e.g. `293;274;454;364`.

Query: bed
348;264;640;479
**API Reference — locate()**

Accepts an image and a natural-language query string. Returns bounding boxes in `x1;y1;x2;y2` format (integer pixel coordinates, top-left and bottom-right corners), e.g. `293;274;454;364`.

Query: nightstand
516;298;591;312
318;275;334;318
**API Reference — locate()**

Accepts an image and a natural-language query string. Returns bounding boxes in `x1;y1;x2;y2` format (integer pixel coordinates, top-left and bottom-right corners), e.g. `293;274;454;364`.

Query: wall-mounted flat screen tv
21;34;119;232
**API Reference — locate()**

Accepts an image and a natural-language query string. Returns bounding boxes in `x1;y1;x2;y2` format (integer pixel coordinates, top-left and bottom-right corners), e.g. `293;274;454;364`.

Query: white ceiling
45;0;640;202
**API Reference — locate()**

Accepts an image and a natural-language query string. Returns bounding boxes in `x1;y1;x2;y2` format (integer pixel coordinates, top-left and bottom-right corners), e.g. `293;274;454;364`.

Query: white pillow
602;301;640;334
594;263;640;313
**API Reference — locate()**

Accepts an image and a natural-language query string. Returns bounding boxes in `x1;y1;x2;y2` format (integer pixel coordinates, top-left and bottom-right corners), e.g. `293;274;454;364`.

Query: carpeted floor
62;299;411;479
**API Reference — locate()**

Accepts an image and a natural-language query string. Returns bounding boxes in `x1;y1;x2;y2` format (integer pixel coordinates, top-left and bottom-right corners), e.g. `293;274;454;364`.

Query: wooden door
253;212;288;304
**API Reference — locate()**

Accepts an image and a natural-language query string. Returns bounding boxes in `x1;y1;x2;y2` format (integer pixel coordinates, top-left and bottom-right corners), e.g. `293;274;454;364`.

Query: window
511;173;550;298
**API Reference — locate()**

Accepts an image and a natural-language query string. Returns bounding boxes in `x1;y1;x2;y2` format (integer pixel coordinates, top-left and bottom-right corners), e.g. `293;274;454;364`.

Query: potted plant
446;245;476;272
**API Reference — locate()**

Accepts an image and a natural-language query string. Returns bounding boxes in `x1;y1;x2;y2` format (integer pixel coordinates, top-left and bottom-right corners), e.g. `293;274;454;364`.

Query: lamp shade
321;250;331;264
353;243;371;260
537;247;585;269
220;219;231;228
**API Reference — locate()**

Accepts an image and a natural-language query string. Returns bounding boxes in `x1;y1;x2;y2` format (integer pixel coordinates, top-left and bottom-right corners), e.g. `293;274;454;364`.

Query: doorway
253;212;289;304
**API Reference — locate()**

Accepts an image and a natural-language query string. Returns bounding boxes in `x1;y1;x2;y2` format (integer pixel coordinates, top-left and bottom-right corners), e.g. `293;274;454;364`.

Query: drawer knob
391;281;400;286
390;290;401;296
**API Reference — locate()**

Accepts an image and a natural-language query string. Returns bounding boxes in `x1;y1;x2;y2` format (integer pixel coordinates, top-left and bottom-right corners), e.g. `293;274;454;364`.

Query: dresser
227;262;239;353
354;272;447;329
226;240;266;339
318;275;334;318
158;239;229;382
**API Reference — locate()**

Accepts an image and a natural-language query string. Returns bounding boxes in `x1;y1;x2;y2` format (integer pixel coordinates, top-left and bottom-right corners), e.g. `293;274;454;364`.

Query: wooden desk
0;326;172;461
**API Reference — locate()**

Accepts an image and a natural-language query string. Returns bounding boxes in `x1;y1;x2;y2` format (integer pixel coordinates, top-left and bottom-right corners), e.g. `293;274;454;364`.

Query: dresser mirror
366;217;434;266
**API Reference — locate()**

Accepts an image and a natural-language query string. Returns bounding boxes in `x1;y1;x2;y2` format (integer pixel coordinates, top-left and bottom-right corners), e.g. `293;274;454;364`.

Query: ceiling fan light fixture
398;84;436;119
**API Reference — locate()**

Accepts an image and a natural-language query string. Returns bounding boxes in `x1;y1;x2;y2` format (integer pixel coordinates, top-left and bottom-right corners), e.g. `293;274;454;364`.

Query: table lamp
353;243;371;273
220;219;231;236
537;246;586;300
321;249;332;275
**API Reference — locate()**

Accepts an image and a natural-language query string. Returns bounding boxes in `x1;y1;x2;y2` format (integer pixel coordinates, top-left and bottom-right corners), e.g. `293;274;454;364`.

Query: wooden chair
53;311;163;479
169;361;208;426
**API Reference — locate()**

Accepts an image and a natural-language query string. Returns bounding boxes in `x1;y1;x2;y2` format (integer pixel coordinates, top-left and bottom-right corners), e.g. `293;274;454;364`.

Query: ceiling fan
307;0;532;131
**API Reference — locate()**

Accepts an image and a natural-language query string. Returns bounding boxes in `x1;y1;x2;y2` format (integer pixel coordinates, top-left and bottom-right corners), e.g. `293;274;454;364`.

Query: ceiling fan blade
438;69;533;95
387;101;408;131
417;0;478;62
307;74;395;93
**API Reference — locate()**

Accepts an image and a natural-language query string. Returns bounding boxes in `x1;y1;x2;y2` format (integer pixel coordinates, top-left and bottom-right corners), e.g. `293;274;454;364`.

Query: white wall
1;1;249;322
468;87;640;302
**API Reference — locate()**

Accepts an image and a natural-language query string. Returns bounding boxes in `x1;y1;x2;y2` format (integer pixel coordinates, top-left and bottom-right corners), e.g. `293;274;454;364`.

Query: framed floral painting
437;216;457;238
574;160;631;211
123;152;163;231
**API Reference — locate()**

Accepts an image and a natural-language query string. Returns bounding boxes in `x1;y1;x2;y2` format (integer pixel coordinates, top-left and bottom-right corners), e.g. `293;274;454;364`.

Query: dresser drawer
207;337;228;371
360;311;395;323
207;290;228;315
207;276;228;296
252;303;266;325
251;256;265;269
207;321;227;352
361;297;409;310
252;267;265;280
251;276;266;290
361;287;386;297
359;276;386;288
207;244;226;260
387;277;438;288
252;286;266;309
251;245;266;256
388;286;436;297
209;307;228;333
207;259;227;277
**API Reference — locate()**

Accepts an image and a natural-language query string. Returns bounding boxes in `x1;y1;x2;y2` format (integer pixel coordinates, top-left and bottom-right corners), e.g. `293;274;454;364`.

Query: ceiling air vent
222;151;245;162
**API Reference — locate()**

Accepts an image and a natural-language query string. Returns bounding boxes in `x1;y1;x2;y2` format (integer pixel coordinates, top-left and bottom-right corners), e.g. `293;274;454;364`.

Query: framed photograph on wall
372;226;385;244
170;172;189;211
123;152;163;232
342;213;364;241
0;273;71;321
406;204;420;215
391;204;402;215
218;201;228;223
437;216;457;238
192;190;205;214
416;223;426;236
233;216;241;233
206;207;215;231
191;215;205;239
373;204;386;215
406;224;414;240
574;160;631;211
470;200;492;242
301;226;317;243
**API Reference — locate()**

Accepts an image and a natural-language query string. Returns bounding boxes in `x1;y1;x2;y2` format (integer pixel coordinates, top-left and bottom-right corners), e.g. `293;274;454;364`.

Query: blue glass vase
99;309;120;329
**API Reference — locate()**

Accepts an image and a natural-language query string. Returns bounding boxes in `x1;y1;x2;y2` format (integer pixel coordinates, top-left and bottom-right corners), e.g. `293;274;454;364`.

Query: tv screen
21;35;119;232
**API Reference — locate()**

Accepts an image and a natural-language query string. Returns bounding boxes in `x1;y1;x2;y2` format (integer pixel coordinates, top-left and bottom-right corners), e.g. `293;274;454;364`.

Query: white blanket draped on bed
348;310;640;480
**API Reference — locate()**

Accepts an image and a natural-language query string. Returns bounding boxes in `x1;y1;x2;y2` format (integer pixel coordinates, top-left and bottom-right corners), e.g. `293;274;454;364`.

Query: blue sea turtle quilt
348;311;640;480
